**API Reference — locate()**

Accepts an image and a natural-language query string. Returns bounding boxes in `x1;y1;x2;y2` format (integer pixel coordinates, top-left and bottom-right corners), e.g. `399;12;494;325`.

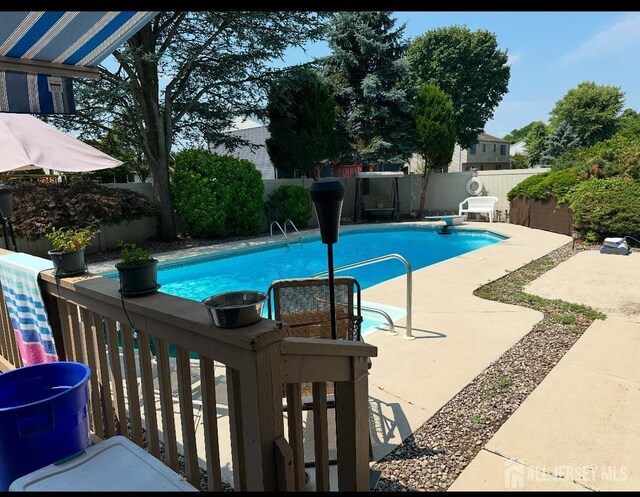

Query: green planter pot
116;259;160;297
48;249;87;277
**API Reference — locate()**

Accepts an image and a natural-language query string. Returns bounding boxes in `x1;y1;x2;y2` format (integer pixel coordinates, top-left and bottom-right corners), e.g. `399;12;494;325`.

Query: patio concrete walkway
90;221;574;488
450;250;640;491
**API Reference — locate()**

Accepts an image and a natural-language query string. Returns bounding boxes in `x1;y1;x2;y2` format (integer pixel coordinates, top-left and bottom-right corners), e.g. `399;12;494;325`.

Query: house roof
477;133;510;144
210;124;275;180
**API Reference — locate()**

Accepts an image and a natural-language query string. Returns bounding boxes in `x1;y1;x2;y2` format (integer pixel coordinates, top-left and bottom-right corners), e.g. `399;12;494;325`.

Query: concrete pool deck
88;221;573;487
450;250;640;491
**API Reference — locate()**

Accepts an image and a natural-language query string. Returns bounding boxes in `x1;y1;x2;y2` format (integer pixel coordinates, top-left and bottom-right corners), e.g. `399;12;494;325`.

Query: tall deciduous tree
265;68;339;179
323;11;415;165
524;121;550;167
407;25;510;149
49;12;327;239
412;83;456;218
550;81;625;146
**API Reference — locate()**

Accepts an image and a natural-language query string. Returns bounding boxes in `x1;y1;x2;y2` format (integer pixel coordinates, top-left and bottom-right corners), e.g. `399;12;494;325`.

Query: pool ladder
313;253;413;339
270;219;302;248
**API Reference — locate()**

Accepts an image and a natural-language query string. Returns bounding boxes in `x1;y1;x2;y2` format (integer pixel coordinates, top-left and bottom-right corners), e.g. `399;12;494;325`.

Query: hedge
507;168;581;203
264;184;312;229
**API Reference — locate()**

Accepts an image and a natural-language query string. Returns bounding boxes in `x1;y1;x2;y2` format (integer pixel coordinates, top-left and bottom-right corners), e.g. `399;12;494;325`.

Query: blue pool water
118;226;505;309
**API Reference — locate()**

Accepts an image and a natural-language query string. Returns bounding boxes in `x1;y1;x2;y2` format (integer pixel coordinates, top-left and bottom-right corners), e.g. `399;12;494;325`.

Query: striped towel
0;252;58;365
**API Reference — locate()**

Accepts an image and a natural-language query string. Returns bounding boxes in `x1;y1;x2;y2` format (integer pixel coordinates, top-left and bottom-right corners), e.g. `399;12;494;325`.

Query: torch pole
327;243;337;340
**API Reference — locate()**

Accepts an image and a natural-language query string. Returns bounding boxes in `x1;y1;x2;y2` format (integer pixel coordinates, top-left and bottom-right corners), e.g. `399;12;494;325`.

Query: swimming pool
107;226;505;334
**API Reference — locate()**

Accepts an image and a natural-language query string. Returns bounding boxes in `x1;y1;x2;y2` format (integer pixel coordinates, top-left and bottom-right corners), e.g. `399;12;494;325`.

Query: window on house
500;144;507;155
482;143;486;153
469;144;476;154
494;143;497;152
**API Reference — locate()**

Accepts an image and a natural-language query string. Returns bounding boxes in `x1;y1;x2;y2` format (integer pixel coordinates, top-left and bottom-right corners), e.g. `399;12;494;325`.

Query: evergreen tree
265;68;339;179
540;122;581;164
412;83;456;217
323;11;415;165
524;121;550;167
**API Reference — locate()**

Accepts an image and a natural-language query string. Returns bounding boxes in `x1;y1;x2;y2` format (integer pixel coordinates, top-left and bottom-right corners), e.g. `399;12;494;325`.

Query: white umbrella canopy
0;114;123;173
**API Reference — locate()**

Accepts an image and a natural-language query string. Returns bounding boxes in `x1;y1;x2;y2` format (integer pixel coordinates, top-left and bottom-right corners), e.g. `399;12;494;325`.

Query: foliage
45;12;328;240
323;11;415;164
510;153;529;169
552;133;640;181
539;121;581;165
616;108;640;139
265;68;339;178
413;83;456;171
550;81;625;146
115;240;154;267
171;149;264;238
264;184;312;229
507;168;581;203
412;83;456;217
45;226;99;253
524;121;550;167
570;177;640;240
503;121;539;144
407;25;510;149
11;181;155;239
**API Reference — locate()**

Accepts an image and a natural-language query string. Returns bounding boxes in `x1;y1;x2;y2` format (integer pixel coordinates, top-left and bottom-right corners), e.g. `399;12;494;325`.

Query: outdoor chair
266;276;373;474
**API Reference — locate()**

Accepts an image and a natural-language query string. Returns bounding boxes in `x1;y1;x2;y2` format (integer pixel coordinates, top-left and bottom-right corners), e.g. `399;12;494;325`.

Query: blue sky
281;11;640;139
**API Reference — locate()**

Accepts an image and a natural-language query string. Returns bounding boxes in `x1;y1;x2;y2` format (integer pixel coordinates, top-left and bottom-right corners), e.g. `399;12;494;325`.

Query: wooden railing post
228;335;287;491
335;356;371;491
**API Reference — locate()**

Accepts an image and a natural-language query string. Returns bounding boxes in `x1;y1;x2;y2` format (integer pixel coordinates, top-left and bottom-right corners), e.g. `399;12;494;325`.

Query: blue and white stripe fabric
0;11;157;114
0;12;157;68
0;252;57;365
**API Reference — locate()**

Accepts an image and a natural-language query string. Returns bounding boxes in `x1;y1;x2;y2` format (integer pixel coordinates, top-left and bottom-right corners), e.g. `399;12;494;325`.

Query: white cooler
9;436;199;492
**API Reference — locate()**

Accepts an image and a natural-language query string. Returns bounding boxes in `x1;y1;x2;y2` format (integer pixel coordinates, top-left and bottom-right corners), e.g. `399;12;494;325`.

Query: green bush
171;149;264;238
11;181;155;239
264;184;312;229
570;177;640;240
553;133;640;180
507;168;581;203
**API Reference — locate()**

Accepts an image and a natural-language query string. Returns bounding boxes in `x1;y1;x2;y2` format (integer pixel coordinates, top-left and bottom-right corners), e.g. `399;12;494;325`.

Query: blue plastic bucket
0;361;91;491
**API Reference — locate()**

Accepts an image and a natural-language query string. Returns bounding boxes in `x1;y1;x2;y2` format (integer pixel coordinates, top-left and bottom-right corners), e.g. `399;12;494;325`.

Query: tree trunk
149;154;177;240
417;168;431;219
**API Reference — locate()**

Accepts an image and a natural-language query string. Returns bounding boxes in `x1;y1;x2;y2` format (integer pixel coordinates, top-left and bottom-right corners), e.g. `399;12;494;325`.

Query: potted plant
115;240;159;297
45;226;99;277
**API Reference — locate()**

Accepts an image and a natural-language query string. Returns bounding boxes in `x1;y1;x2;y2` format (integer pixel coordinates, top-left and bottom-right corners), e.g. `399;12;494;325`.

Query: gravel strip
372;242;604;491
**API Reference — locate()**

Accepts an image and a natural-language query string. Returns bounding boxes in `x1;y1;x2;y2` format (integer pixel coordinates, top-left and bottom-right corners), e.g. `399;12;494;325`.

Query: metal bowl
201;290;268;328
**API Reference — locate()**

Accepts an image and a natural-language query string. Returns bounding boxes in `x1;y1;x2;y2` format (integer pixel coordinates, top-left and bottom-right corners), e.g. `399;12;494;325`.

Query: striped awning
0;11;158;114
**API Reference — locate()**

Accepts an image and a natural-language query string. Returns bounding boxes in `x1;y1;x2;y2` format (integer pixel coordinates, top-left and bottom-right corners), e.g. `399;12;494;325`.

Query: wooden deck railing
0;258;377;491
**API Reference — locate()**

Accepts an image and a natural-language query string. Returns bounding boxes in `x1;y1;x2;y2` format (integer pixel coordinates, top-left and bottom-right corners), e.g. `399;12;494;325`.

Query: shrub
116;240;154;266
11;181;155;239
45;226;99;253
264;184;312;229
553;133;640;181
171;149;264;238
570;177;640;240
507;168;581;203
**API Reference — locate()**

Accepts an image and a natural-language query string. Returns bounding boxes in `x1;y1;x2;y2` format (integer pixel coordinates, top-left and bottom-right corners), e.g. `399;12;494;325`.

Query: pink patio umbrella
0;113;122;173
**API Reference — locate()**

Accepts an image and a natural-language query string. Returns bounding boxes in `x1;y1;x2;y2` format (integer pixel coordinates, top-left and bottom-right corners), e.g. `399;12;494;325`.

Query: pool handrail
270;221;288;242
312;253;413;339
283;219;302;246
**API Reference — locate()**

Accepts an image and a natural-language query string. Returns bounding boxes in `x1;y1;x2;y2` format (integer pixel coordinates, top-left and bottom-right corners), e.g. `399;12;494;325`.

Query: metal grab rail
361;304;396;335
313;253;413;339
270;221;288;242
284;219;302;246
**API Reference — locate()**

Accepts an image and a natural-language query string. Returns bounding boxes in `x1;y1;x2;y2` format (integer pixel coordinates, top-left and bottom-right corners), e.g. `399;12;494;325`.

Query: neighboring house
208;117;276;180
447;133;511;173
510;141;527;156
